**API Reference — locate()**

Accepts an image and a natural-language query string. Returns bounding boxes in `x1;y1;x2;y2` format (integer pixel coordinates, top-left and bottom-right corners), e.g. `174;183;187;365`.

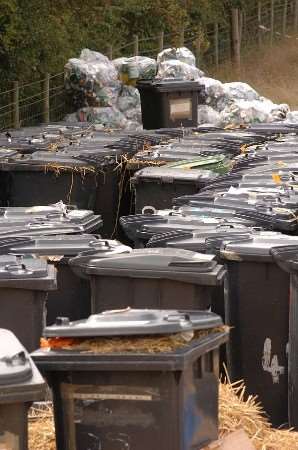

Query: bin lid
8;236;127;257
43;308;223;337
148;227;254;251
0;329;45;402
132;167;217;184
270;245;298;273
0;329;32;385
137;79;201;92
0;255;56;290
0;254;50;279
220;232;298;261
70;248;225;286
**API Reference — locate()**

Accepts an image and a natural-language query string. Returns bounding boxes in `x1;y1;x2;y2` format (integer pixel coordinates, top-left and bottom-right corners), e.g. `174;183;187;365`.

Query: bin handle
1;351;27;366
164;313;191;323
142;206;157;215
4;263;27;272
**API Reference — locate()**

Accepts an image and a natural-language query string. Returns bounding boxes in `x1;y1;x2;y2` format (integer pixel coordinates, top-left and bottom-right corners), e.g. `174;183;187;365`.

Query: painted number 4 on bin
262;338;285;384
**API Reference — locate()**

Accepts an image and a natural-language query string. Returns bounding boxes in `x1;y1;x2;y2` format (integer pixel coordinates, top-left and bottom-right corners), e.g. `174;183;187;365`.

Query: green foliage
0;0;258;88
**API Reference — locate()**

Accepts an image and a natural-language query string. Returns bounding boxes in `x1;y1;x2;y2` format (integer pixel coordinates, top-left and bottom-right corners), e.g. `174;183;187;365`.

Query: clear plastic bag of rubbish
219;98;285;126
126;120;143;131
285;110;298;123
80;49;110;64
81;106;128;129
117;86;140;112
124;106;142;123
270;103;289;121
94;83;121;107
113;56;157;80
157;47;196;67
223;82;260;102
197;105;222;127
156;60;203;80
65;49;118;89
197;77;226;110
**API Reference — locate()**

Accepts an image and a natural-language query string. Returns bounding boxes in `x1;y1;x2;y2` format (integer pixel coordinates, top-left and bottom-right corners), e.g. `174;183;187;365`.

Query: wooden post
108;45;113;60
270;0;275;46
231;8;241;72
133;34;139;56
12;81;20;129
195;41;201;68
258;1;262;47
283;0;288;36
43;73;50;124
158;31;164;53
214;23;219;68
180;27;185;47
295;0;298;30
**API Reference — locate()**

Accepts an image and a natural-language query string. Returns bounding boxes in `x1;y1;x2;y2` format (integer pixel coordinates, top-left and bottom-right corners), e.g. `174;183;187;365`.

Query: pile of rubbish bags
64;46;296;129
197;77;290;126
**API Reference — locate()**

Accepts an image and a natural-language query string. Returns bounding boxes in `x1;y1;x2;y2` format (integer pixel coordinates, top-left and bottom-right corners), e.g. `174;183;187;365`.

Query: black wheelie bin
271;245;298;429
219;231;298;426
8;236;131;325
0;254;57;351
32;308;229;450
70;248;225;313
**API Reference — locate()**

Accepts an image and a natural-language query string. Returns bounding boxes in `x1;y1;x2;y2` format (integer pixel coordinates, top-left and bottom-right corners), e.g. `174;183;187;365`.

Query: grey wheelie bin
0;329;45;450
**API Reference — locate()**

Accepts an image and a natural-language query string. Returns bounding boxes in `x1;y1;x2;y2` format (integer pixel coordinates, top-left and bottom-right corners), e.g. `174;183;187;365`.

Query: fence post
283;0;288;35
214;23;219;68
258;1;262;47
108;45;113;60
180;27;185;47
43;73;50;124
158;31;164;53
12;81;20;129
270;0;275;45
295;0;298;30
231;8;241;72
133;34;139;56
195;41;201;68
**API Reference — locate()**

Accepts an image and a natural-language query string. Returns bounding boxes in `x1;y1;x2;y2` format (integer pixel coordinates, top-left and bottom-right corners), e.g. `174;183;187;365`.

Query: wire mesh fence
0;0;297;131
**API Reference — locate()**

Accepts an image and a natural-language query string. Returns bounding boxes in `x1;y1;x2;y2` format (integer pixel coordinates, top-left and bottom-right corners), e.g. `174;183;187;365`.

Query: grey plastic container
0;255;57;351
9;237;131;325
32;309;228;450
220;231;298;426
132;167;218;213
70;248;226;313
0;207;103;237
0;329;45;450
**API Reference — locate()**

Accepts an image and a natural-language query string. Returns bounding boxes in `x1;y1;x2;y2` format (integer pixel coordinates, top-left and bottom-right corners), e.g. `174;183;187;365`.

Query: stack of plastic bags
197;77;290;127
64;46;294;129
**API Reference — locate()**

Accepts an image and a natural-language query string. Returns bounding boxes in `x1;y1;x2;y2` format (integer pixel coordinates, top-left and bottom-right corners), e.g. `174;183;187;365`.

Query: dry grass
40;327;228;353
211;36;298;109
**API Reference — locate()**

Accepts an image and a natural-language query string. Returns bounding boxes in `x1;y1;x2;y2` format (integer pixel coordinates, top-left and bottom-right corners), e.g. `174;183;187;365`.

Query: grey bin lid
166;227;253;249
0;330;32;385
0;255;56;290
44;308;223;338
0;329;45;402
70;248;225;286
9;236;123;257
132;167;216;184
220;231;298;260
